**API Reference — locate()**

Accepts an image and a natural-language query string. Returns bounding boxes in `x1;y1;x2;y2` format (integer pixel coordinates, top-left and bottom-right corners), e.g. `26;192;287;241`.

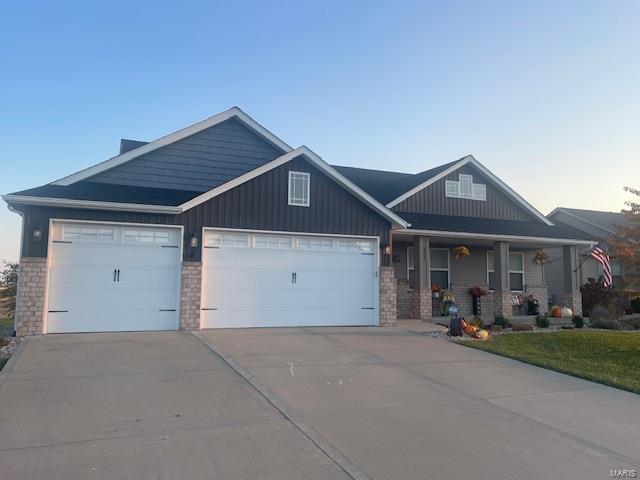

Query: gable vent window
445;174;486;201
288;171;310;207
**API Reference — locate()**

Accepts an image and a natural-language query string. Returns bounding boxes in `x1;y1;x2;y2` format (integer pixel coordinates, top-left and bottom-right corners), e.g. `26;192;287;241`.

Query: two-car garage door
201;229;378;328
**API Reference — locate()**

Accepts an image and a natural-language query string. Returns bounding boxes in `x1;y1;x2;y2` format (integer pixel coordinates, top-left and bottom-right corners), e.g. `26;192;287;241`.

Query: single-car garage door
201;229;378;328
46;221;182;333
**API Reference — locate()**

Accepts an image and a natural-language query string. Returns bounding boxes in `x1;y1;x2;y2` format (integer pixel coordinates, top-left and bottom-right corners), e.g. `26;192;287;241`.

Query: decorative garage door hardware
161;245;179;248
52;240;72;244
113;269;121;282
48;310;68;313
201;308;218;311
158;309;176;312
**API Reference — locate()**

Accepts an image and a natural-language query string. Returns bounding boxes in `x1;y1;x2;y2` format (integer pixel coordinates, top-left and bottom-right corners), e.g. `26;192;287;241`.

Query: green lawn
461;331;640;394
0;317;13;328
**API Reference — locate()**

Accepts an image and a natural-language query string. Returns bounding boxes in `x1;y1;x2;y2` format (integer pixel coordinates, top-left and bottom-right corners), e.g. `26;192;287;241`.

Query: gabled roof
548;207;624;234
336;155;553;226
51;107;293;186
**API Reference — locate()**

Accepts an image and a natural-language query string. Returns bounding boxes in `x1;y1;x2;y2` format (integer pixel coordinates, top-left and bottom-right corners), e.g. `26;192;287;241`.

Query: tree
609;186;640;290
0;261;18;317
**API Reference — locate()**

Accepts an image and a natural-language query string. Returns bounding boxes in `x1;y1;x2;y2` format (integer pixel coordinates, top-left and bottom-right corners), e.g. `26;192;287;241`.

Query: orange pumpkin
463;325;477;335
551;306;562;318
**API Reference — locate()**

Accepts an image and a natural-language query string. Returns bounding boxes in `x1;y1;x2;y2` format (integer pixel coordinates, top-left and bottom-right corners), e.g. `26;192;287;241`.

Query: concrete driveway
199;327;640;480
0;332;350;480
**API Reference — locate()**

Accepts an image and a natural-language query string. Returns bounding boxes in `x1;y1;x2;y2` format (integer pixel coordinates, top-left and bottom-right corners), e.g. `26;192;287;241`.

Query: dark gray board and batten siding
392;164;533;221
17;156;391;261
89;118;286;192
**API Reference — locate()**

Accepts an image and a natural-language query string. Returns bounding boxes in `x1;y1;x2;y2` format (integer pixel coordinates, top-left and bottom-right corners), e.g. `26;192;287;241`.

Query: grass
461;331;640;394
0;317;13;328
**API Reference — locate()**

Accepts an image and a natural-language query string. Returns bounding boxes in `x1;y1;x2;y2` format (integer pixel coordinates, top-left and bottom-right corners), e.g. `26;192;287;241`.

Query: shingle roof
332;159;461;204
552;207;625;233
400;212;594;241
10;182;200;206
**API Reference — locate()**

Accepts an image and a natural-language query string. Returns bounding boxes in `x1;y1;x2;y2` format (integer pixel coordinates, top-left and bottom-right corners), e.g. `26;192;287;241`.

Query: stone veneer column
15;257;48;336
379;266;397;326
179;261;202;330
410;236;431;321
492;241;513;318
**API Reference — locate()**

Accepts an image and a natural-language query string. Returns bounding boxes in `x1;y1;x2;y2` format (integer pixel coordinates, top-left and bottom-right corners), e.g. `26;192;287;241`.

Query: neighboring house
545;208;626;303
2;108;594;335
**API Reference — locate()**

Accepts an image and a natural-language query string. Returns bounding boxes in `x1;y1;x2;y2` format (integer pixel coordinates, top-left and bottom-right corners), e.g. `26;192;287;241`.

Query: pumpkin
551;306;562;318
560;307;573;318
475;329;489;341
463;325;477;335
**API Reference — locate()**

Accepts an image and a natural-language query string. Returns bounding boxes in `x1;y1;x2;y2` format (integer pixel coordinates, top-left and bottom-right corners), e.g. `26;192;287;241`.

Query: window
430;248;450;289
206;232;249;248
123;229;170;245
63;225;114;242
407;246;415;279
599;260;623;286
254;234;292;249
298;237;334;251
487;251;525;291
288;171;310;207
337;239;373;253
445;174;486;201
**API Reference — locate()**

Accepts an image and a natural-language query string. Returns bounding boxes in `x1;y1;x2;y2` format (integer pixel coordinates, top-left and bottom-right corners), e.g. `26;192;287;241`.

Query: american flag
590;242;612;287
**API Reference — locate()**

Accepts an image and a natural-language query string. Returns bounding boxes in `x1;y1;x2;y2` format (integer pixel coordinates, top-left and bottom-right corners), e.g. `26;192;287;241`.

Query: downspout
6;203;24;337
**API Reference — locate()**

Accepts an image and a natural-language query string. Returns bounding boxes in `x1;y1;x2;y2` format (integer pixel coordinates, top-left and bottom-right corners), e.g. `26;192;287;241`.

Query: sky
1;0;639;262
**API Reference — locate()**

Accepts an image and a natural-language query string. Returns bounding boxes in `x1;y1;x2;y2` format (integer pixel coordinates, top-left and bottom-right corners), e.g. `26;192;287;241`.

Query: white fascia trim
386;155;554;226
179;146;409;228
386;156;472;208
1;195;181;215
393;228;595;246
51;107;293;186
548;208;616;235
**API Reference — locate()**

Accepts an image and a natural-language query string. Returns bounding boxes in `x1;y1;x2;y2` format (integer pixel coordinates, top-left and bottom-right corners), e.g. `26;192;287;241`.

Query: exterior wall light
32;225;43;242
189;233;198;248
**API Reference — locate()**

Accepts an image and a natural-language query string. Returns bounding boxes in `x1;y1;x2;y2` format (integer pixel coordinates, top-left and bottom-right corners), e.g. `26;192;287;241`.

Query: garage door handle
291;272;297;284
113;269;117;282
117;269;120;282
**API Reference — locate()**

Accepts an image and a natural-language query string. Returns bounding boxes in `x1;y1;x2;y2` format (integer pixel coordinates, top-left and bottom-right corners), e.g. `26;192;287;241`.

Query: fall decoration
468;286;488;297
463;324;478;336
561;306;573;318
431;284;442;293
532;249;550;265
551;306;562;318
475;329;489;341
452;245;470;260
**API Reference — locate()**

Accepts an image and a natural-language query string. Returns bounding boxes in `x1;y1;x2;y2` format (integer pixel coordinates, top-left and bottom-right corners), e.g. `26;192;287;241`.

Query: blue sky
1;0;639;261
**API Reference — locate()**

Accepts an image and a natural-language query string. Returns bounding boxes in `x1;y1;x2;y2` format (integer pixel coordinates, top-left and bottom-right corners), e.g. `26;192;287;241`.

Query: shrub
489;324;503;332
512;324;534;332
493;315;511;328
630;298;640;314
469;316;484;328
535;313;550;328
0;337;7;348
590;305;621;330
621;317;640;330
572;315;584;329
580;279;619;317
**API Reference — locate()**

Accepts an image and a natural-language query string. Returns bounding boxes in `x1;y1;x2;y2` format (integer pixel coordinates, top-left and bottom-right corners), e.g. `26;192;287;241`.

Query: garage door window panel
63;225;115;243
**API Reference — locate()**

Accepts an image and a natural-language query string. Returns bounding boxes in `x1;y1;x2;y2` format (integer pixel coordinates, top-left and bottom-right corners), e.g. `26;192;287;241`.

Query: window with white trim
487;251;525;291
288;171;310;207
430;248;450;289
297;237;334;251
445;174;486;201
206;232;249;248
63;225;115;242
254;234;293;249
407;246;415;279
337;239;372;253
123;229;170;245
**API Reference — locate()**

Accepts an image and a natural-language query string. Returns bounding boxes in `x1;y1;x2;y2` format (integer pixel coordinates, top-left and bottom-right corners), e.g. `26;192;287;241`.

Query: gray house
545;208;625;304
3;108;594;335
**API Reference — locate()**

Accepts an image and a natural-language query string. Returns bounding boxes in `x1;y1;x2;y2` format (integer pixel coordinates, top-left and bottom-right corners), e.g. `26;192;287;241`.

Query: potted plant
431;284;442;298
452;246;470;260
441;289;455;315
532;249;549;282
468;286;487;315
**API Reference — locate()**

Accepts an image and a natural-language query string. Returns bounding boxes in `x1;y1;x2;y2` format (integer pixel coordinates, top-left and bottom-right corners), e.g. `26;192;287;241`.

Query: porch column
410;236;432;321
562;245;582;315
493;241;512;318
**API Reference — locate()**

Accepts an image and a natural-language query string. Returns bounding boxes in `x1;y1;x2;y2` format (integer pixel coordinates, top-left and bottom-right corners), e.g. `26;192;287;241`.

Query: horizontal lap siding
88;118;285;192
18;157;391;261
393;164;532;221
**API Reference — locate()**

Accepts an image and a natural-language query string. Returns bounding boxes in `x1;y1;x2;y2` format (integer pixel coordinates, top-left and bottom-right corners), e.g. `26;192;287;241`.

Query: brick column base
180;261;202;330
379;266;397;326
494;290;513;318
563;291;582;316
15;257;48;336
410;289;432;321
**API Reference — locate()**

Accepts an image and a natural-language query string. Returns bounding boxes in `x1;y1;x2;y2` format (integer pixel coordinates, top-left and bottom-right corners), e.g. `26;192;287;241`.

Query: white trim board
1;195;182;214
393;228;595;246
386;155;554;226
51;107;293;186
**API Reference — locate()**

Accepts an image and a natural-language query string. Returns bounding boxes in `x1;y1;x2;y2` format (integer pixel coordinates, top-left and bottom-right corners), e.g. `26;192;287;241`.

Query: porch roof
395;212;595;244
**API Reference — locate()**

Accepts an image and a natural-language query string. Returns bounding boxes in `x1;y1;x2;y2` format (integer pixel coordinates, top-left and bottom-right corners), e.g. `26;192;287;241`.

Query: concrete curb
191;331;372;480
0;336;30;388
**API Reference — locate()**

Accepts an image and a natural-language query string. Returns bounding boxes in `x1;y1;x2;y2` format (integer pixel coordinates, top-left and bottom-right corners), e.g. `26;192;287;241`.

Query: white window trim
444;173;486;201
487;251;525;292
407;246;414;279
430;248;450;289
288;171;310;207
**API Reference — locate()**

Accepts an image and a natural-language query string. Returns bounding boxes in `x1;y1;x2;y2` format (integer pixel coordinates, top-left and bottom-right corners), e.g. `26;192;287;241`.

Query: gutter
2;195;182;215
393;228;596;246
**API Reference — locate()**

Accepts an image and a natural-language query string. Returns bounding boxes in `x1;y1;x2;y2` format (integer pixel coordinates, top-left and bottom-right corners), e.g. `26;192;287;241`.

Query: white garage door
46;221;182;333
201;229;378;328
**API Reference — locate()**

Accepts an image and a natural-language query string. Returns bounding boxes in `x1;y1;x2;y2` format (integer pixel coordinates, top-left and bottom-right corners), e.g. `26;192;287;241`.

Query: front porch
387;233;584;325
